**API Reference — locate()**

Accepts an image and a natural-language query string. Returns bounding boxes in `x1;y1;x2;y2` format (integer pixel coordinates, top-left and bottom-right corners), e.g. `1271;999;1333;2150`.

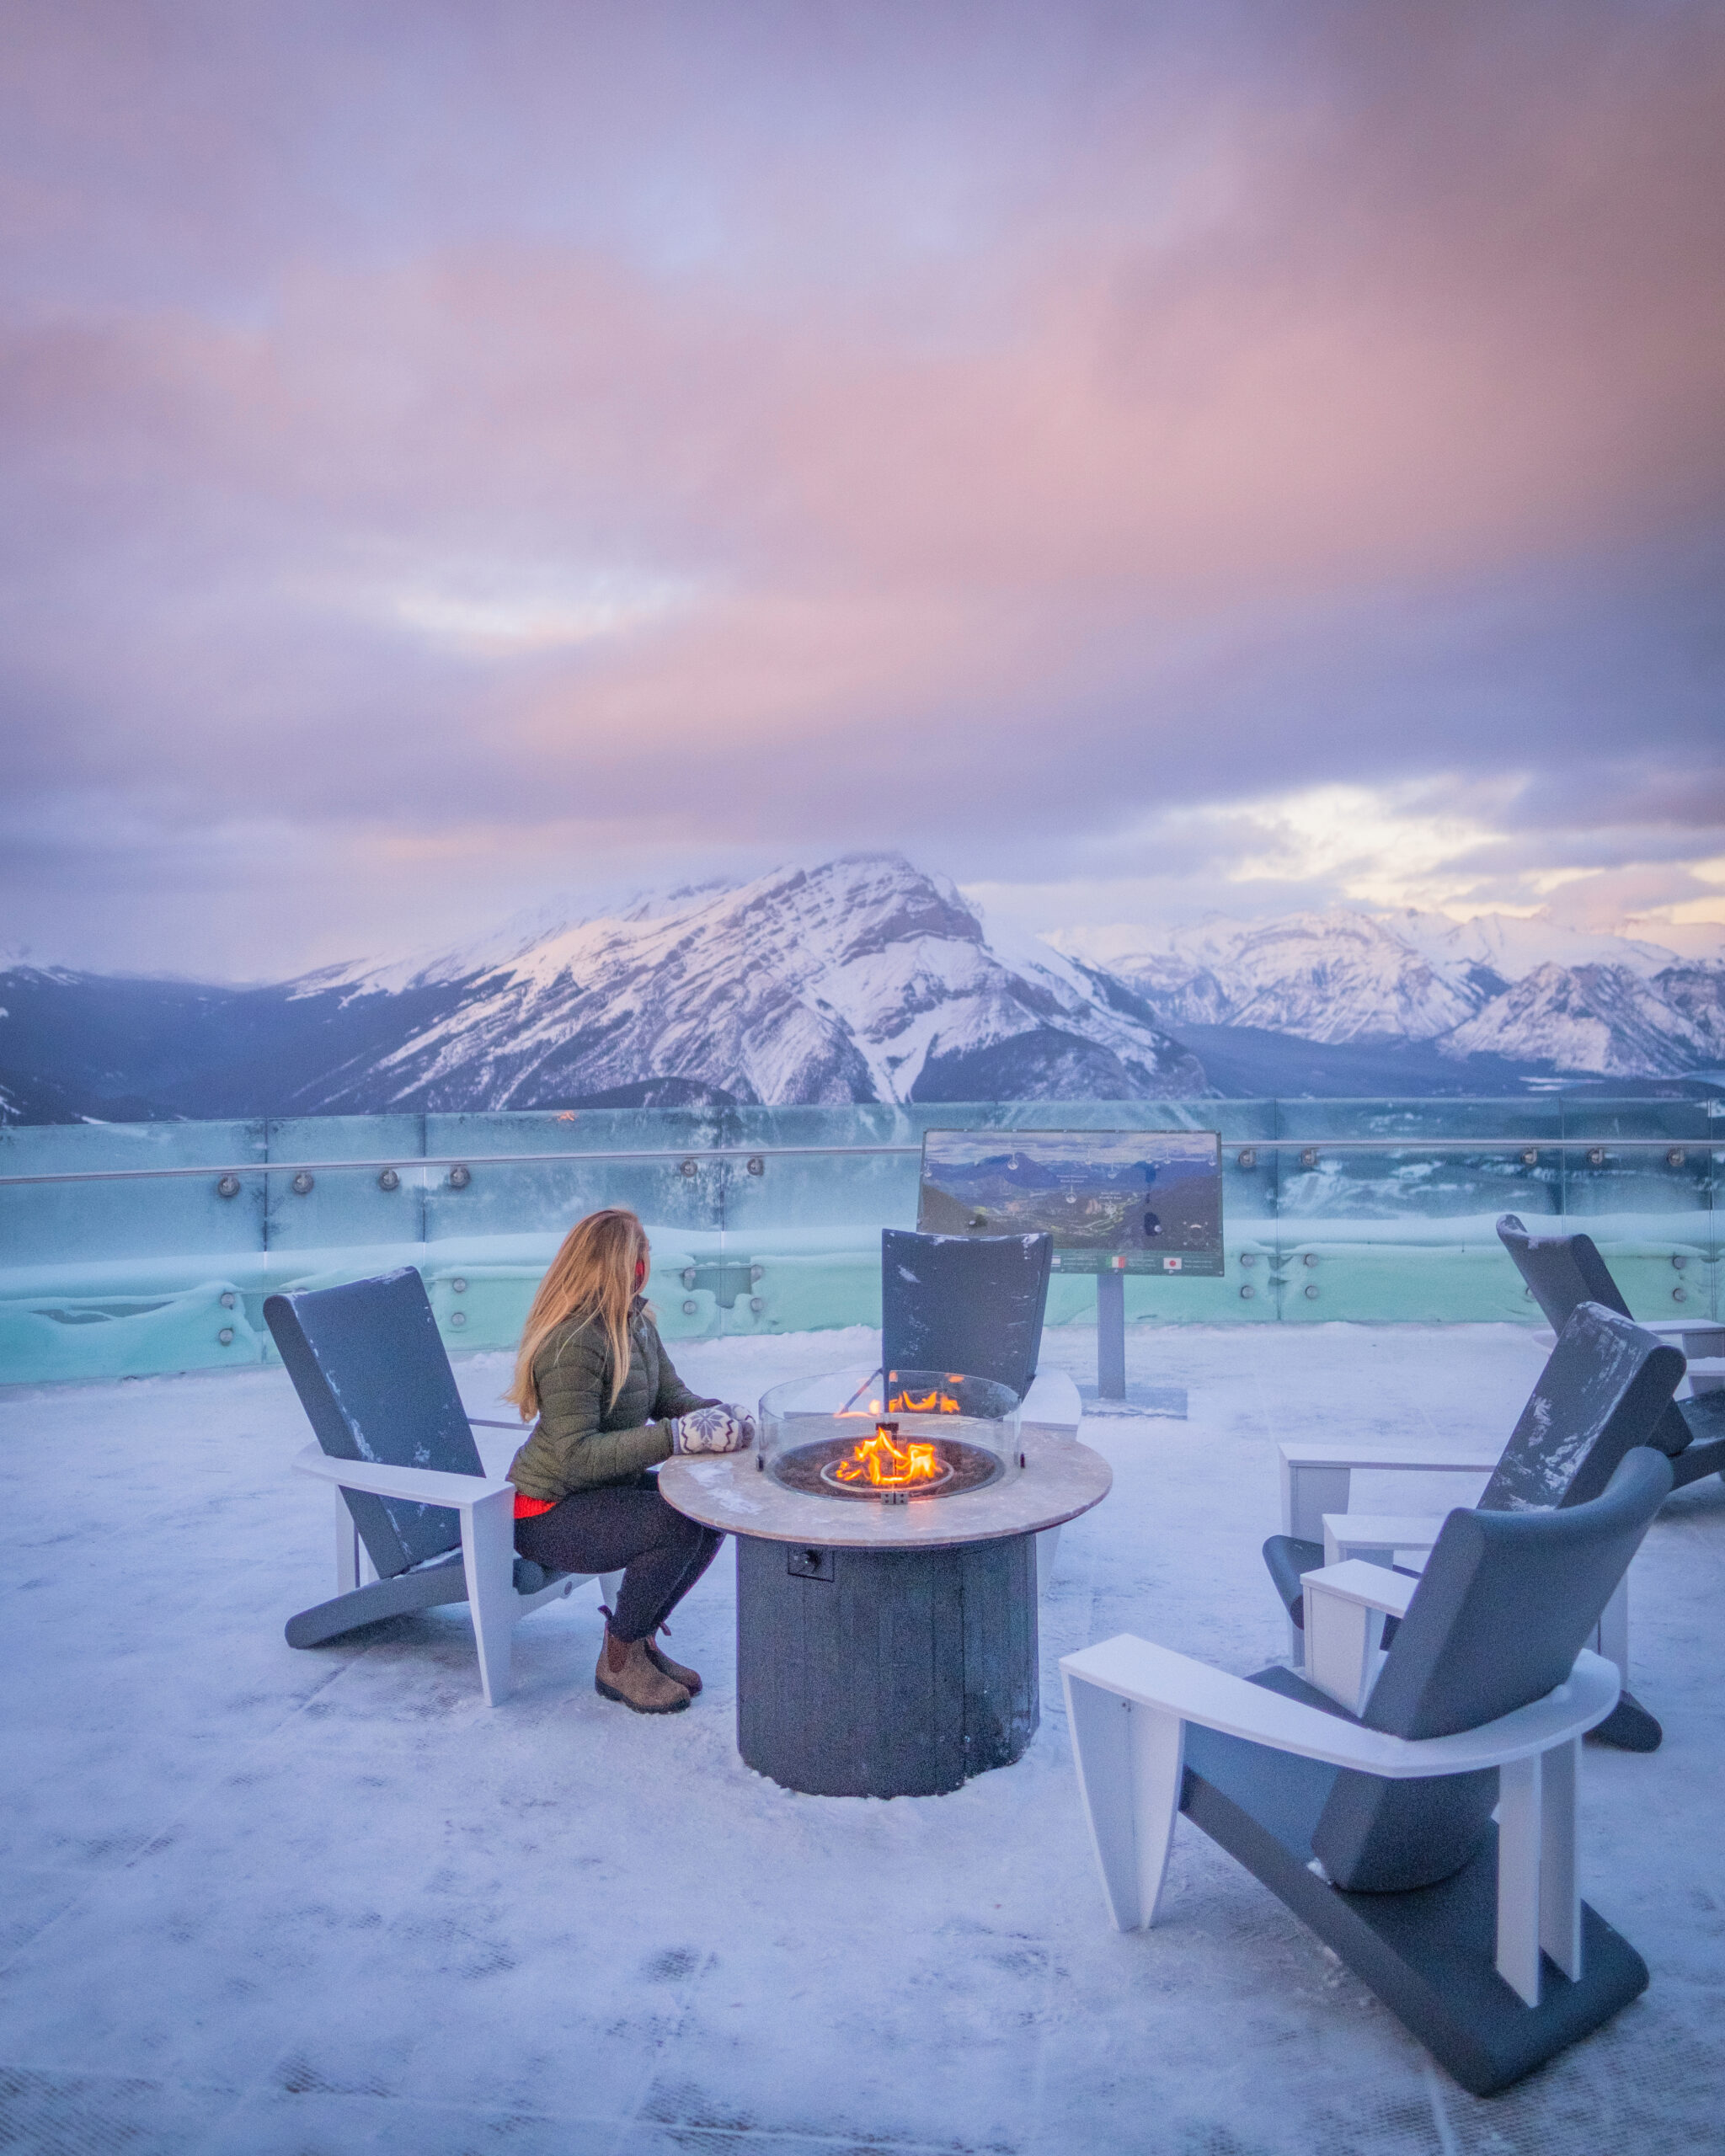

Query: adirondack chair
1263;1301;1684;1751
1064;1448;1674;2097
881;1227;1078;1586
1497;1213;1725;1487
265;1268;621;1705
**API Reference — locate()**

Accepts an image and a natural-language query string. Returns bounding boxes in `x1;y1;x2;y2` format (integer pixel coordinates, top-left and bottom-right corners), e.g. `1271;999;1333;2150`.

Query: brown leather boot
595;1625;690;1714
644;1633;702;1695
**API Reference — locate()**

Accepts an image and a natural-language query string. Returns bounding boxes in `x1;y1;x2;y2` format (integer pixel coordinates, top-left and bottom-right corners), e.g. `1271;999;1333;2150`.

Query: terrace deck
2;1321;1720;2153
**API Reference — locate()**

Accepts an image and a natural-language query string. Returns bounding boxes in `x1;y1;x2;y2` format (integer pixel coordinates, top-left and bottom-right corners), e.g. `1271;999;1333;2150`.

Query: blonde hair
506;1208;649;1418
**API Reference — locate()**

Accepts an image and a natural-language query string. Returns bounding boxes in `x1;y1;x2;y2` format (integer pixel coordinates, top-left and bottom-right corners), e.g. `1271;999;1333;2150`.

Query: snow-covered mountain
0;856;1205;1120
1441;962;1725;1075
305;857;1204;1110
1049;908;1724;1078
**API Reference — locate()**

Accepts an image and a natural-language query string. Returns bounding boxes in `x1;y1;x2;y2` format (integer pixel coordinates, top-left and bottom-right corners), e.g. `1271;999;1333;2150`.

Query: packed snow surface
3;1324;1723;2153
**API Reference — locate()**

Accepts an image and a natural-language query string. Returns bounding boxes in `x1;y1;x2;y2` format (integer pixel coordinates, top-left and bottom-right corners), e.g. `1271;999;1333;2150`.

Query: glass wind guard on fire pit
757;1365;1023;1504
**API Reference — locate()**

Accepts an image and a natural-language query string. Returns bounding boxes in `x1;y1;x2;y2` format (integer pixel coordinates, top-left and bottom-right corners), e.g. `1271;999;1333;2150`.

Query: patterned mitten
670;1406;749;1454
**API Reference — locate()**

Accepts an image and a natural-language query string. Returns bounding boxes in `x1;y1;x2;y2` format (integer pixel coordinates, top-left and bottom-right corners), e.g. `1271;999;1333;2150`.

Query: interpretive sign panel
916;1129;1223;1276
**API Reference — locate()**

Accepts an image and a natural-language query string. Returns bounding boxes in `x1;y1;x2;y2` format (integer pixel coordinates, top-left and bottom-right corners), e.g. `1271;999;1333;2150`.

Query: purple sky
3;1;1722;979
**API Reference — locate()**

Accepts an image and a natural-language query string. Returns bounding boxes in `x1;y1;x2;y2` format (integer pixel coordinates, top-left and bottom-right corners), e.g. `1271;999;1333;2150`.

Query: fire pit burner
769;1428;1001;1501
758;1366;1022;1507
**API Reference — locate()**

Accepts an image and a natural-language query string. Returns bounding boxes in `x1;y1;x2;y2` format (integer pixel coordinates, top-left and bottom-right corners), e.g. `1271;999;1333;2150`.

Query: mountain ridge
3;867;1721;1124
1051;906;1725;1081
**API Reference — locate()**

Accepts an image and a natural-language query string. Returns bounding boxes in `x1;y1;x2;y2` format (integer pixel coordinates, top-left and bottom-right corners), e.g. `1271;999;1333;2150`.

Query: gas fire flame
839;1387;961;1420
832;1421;943;1487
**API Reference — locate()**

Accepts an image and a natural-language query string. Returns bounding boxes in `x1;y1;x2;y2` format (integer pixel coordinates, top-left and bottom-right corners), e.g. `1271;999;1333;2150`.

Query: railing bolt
1521;1149;1538;1167
448;1165;471;1189
1236;1148;1257;1170
1586;1147;1605;1168
291;1171;314;1196
378;1167;400;1192
747;1155;764;1176
1667;1149;1685;1168
218;1326;234;1346
680;1158;698;1177
216;1174;241;1199
1300;1148;1319;1168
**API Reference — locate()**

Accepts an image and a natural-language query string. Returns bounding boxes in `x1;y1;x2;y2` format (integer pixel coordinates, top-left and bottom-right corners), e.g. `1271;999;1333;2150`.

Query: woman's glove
670;1405;752;1454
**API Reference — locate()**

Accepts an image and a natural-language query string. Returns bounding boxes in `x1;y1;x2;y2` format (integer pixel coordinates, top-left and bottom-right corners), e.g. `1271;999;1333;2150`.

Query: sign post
1096;1263;1126;1400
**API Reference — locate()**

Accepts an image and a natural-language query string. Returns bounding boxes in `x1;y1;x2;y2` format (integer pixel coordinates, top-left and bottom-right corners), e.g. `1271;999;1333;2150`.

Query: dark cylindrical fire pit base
735;1530;1038;1797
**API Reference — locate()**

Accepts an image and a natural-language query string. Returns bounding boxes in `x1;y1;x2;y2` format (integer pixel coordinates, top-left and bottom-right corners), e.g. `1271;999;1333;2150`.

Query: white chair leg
599;1571;625;1614
1128;1703;1186;1929
1496;1753;1543;2007
1036;1524;1062;1596
1063;1674;1186;1932
335;1490;360;1594
460;1488;521;1707
1595;1575;1630;1688
1539;1737;1582;1983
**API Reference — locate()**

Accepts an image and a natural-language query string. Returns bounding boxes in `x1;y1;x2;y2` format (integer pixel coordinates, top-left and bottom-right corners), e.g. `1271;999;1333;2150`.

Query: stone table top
659;1431;1112;1550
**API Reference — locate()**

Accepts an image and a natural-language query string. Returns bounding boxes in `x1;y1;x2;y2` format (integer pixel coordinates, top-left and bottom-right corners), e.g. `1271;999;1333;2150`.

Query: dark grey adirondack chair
1065;1447;1673;2096
1497;1213;1725;1487
880;1228;1077;1584
881;1228;1054;1399
266;1268;620;1705
1263;1302;1683;1750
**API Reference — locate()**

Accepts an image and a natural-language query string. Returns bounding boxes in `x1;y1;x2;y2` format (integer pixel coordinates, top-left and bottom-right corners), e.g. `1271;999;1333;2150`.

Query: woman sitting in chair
505;1207;750;1715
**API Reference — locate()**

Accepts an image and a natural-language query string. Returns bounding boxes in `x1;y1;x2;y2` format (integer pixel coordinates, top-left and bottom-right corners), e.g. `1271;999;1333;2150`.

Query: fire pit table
658;1366;1110;1797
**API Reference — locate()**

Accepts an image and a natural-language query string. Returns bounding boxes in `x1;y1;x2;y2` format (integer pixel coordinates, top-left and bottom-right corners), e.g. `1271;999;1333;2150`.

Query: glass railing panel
3;1094;1718;1378
1558;1100;1717;1324
261;1114;426;1256
0;1118;267;1271
1268;1099;1566;1324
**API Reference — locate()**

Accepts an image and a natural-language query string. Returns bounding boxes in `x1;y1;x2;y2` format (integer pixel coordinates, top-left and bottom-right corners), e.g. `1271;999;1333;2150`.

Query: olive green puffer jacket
505;1298;720;1502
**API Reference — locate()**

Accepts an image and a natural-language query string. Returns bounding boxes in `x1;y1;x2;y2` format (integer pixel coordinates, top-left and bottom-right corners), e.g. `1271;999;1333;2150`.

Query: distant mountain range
1049;909;1725;1084
0;857;1201;1122
2;860;1720;1123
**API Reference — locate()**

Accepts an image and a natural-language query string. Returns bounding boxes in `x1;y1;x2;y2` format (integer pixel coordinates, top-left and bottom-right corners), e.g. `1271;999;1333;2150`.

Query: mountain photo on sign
917;1129;1223;1275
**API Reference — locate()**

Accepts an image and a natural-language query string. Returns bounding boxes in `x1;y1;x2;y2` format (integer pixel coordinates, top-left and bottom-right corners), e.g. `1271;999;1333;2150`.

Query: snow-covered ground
3;1324;1722;2154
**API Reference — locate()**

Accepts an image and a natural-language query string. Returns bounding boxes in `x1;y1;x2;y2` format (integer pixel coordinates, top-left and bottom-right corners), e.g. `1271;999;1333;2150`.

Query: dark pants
515;1472;724;1643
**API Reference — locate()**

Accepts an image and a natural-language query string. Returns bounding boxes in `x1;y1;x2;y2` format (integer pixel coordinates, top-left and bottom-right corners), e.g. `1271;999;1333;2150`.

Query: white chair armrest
1647;1319;1725;1353
1059;1635;1621;1776
1681;1357;1725;1396
1302;1559;1420;1620
1021;1369;1081;1439
1279;1441;1498;1543
291;1441;515;1510
1321;1512;1444;1566
1279;1441;1501;1474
